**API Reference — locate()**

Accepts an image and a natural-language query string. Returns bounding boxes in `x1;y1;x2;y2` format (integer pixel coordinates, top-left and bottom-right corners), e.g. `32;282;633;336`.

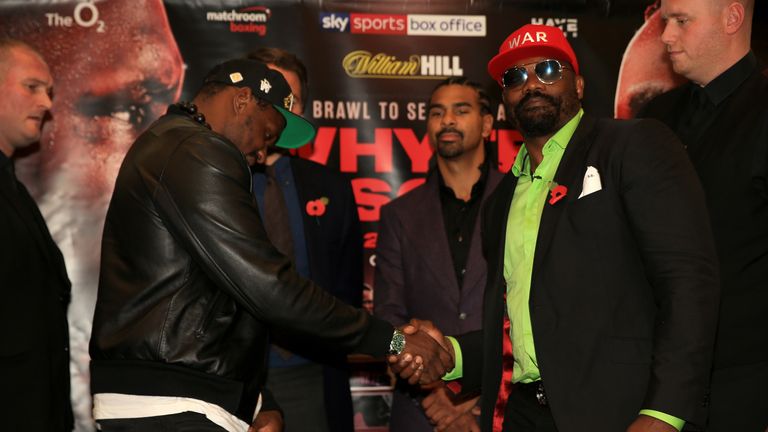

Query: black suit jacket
374;164;502;431
457;115;720;432
290;157;363;310
271;156;363;432
0;158;72;431
641;61;768;369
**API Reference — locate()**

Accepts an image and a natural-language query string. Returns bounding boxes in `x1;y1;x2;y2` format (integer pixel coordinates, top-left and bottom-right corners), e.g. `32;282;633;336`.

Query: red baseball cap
487;24;579;86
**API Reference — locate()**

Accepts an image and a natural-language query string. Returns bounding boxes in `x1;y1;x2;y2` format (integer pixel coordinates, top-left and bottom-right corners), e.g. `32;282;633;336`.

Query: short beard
437;143;463;159
510;88;580;138
435;127;464;159
512;91;560;138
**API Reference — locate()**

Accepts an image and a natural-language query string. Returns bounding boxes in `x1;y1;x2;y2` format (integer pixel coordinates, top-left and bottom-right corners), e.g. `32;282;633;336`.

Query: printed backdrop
1;1;766;430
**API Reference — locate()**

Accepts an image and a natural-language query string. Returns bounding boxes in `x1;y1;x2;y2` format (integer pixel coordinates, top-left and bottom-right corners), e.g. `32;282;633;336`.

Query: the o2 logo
74;2;106;32
45;1;107;33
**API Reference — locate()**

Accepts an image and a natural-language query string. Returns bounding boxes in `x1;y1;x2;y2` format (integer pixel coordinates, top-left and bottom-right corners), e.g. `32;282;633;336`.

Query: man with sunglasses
407;24;720;432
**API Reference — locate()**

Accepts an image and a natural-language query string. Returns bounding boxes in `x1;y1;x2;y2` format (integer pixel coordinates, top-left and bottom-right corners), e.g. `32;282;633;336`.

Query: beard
511;89;579;138
435;127;465;159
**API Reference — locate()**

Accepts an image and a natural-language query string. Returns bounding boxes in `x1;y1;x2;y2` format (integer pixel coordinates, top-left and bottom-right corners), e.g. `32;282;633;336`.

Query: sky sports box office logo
320;12;486;37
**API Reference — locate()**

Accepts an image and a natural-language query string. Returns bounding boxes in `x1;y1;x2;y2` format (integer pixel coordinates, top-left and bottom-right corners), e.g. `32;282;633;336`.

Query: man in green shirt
404;24;720;432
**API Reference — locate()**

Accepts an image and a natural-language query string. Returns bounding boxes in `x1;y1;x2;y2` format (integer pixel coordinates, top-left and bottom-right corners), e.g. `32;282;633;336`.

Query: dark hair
247;47;308;105
430;77;492;115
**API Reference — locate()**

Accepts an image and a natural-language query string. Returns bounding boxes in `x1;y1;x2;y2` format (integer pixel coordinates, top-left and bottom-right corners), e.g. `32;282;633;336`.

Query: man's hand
406;318;452;351
248;410;283;432
626;415;678;432
387;320;454;385
441;410;481;432
404;318;455;385
422;384;480;432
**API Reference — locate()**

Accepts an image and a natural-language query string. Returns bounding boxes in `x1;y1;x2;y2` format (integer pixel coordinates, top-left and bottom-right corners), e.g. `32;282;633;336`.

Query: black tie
263;164;294;262
677;86;711;152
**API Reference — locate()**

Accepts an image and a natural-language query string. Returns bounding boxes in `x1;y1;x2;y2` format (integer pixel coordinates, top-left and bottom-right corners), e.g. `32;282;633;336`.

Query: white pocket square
578;166;602;199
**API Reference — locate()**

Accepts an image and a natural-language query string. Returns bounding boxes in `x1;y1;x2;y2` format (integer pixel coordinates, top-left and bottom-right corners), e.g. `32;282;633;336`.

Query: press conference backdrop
1;1;766;430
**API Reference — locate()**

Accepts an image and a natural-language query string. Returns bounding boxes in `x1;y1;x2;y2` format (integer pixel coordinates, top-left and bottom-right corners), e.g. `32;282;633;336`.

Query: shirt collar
700;51;756;106
437;154;490;201
0;150;14;178
511;108;584;178
272;154;291;177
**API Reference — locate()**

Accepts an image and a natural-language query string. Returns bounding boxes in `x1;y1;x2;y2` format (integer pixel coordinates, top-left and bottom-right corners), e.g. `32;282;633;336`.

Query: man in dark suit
375;77;503;432
0;38;73;431
247;47;363;432
640;1;768;430
406;24;720;432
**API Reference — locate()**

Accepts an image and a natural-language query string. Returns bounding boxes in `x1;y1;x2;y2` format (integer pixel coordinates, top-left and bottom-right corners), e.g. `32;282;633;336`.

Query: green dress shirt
445;109;683;431
503;109;582;383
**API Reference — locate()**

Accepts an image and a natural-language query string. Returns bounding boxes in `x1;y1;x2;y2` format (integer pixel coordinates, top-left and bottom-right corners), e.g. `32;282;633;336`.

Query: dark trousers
707;361;768;432
96;412;227;432
502;383;559;432
265;363;329;432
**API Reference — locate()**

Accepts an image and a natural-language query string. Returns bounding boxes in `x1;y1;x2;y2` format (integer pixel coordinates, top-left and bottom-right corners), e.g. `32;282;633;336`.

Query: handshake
387;319;454;385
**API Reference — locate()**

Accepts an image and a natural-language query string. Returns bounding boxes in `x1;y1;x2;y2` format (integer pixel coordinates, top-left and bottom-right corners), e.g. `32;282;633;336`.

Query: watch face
389;330;406;355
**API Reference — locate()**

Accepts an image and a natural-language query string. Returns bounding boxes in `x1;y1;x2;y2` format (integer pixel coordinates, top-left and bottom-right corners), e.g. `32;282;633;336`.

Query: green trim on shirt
639;409;685;431
442;336;463;381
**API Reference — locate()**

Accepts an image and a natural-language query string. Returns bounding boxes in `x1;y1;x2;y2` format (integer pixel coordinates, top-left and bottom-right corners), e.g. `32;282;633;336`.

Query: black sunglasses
502;59;570;89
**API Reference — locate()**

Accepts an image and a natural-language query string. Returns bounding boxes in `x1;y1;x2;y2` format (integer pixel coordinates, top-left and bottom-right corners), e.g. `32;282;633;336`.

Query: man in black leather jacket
89;59;453;432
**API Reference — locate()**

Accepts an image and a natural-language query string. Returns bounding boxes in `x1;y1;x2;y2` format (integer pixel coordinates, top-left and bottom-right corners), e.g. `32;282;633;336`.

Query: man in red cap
409;24;720;432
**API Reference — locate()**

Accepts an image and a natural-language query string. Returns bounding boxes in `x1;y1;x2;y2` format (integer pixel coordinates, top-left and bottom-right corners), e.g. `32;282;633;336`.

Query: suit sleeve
259;387;282;417
619;119;720;424
453;330;484;393
373;203;410;327
154;134;393;356
334;175;364;308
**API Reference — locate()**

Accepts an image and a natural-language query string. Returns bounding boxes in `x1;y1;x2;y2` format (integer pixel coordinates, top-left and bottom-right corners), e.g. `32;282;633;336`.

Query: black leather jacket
89;109;392;421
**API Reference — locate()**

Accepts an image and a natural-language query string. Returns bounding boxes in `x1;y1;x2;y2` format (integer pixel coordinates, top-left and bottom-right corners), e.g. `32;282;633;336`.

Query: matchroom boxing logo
342;51;464;79
205;6;271;35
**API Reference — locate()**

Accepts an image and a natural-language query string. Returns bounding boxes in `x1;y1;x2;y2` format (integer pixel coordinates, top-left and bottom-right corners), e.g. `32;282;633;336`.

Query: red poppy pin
306;197;329;216
549;184;567;205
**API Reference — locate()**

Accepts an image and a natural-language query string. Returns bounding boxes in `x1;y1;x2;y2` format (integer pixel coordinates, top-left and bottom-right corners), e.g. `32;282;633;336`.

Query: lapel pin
549;184;567;205
306;197;329;216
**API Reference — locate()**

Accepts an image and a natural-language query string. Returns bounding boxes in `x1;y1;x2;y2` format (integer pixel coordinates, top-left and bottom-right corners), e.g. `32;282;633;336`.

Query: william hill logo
342;50;463;79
